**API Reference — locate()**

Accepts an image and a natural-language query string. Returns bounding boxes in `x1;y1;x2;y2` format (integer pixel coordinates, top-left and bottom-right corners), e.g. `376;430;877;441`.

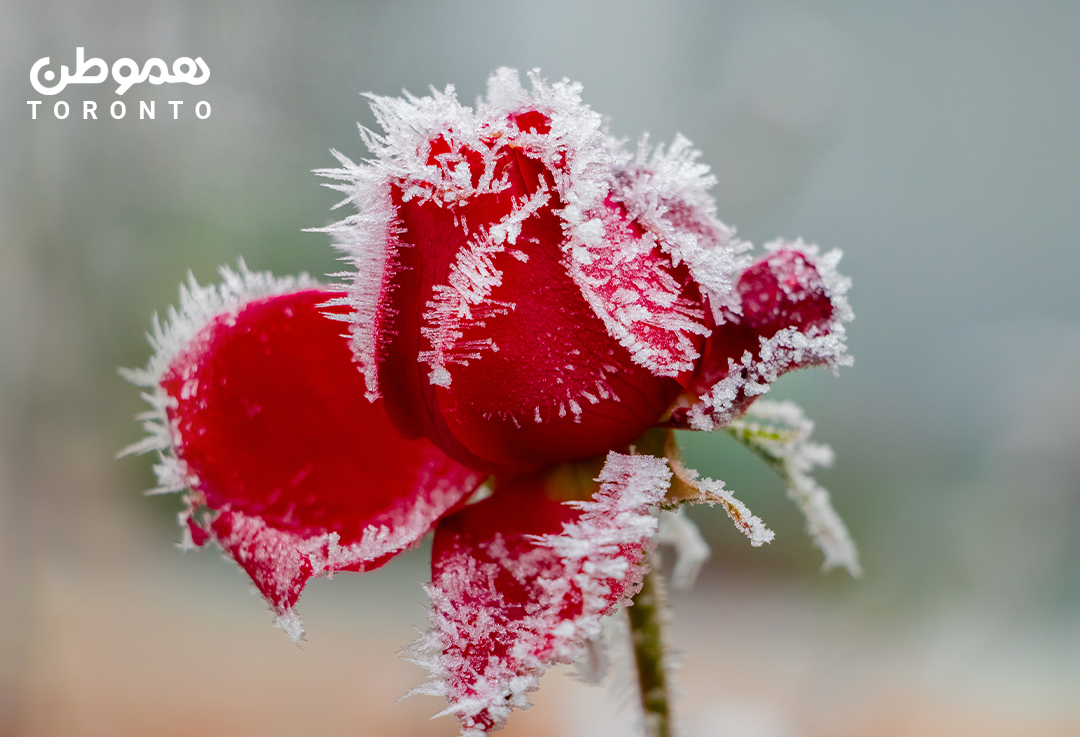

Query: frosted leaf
412;452;670;736
667;459;775;549
650;428;774;549
727;399;860;576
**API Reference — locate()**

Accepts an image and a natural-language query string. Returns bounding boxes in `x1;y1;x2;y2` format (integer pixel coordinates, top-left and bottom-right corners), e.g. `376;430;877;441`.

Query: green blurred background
2;1;1079;735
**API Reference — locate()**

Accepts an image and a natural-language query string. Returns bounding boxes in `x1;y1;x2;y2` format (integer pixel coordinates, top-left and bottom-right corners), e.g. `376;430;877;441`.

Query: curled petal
121;264;481;639
413;452;671;736
671;241;854;431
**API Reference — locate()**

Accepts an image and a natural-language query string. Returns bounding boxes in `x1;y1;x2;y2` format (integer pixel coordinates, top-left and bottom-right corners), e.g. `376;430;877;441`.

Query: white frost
410;452;671;736
316;68;752;391
688;240;854;431
656;509;712;590
729;399;860;576
614;134;753;322
668;459;775;549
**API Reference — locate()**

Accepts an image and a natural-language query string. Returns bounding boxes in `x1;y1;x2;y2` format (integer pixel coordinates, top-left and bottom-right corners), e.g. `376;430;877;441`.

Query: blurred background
2;1;1079;735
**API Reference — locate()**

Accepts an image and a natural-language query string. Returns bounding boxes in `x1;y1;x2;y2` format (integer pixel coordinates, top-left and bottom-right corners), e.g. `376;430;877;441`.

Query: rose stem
627;555;673;737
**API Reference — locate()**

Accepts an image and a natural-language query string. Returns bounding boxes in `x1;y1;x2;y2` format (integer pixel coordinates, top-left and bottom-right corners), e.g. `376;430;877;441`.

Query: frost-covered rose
123;69;855;737
317;69;850;474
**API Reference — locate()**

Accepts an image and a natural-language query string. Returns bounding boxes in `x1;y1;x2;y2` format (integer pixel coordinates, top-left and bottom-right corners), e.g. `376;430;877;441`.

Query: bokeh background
2;1;1079;735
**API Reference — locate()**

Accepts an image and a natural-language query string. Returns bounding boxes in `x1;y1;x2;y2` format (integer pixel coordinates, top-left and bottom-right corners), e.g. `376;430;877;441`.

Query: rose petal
321;71;725;472
414;452;670;735
122;265;481;638
610;134;753;323
561;197;710;379
379;126;684;470
670;242;853;431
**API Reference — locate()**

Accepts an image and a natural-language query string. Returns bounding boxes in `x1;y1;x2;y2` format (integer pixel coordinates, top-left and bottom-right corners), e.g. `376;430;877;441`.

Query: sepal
727;400;860;576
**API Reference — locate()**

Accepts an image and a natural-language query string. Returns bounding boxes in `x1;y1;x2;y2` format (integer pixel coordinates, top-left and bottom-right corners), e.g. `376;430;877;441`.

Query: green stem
627;556;673;737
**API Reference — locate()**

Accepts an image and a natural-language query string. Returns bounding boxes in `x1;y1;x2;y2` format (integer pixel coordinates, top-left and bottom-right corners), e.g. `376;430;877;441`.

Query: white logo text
31;47;209;96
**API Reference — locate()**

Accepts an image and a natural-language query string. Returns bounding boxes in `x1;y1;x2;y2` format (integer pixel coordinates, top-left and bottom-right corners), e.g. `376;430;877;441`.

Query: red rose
124;69;853;735
318;70;849;474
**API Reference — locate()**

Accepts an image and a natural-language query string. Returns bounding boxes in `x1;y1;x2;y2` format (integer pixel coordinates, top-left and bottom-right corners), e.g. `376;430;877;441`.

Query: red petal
129;271;480;638
562;197;710;380
671;244;853;430
417;452;671;734
378;128;684;471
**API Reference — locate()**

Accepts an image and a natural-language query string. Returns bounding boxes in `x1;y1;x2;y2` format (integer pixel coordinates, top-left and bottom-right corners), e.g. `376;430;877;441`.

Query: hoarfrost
688;240;854;431
205;464;477;642
543;452;670;570
656;509;711;590
317;68;751;389
668;459;775;548
614;134;753;323
307;157;398;402
727;399;860;576
119;264;478;641
415;185;553;384
410;452;670;736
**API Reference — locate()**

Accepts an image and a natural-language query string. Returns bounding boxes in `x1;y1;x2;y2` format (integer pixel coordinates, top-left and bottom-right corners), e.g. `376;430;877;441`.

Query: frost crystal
315;68;745;395
685;241;854;431
668;458;775;549
412;452;671;736
728;399;860;576
121;264;480;640
656;509;711;590
614;134;753;322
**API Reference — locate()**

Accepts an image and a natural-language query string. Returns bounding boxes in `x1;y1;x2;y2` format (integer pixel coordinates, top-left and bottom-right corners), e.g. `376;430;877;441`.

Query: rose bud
669;241;854;431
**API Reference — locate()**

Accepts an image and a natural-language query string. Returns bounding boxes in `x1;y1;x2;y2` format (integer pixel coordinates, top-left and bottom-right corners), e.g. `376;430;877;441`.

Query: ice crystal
411;452;670;735
656;509;711;591
728;399;860;576
686;241;854;431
